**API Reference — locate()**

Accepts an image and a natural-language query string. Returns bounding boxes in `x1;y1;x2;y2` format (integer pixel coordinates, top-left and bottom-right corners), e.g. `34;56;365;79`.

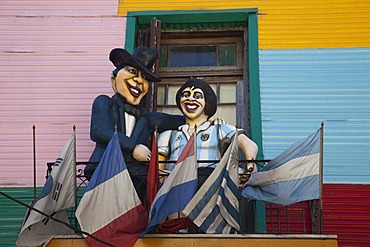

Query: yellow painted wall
47;235;338;247
118;0;370;49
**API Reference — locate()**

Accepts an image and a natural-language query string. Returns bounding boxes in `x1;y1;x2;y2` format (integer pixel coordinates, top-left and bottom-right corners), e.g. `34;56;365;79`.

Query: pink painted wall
0;0;126;186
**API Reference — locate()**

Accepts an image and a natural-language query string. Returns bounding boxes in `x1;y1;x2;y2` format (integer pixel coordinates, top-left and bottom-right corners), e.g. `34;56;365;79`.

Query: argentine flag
242;128;321;206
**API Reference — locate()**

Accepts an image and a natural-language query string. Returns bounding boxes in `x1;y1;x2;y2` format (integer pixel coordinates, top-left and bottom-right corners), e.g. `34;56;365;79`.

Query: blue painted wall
259;48;370;184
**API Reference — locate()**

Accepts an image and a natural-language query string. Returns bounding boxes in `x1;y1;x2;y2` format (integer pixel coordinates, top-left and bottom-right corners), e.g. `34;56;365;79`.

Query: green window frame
125;9;265;232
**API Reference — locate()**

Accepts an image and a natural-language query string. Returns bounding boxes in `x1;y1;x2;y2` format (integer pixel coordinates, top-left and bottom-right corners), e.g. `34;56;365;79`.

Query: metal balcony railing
46;160;322;235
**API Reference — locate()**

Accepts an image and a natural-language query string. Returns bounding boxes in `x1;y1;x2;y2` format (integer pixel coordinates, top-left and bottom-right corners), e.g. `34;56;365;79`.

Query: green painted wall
0;188;39;246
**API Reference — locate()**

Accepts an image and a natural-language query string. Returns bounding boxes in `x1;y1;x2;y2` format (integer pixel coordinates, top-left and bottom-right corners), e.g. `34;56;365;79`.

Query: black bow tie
124;104;140;118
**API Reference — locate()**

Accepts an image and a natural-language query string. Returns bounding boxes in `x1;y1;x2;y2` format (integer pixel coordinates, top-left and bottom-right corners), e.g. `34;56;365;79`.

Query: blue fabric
183;135;240;233
144;179;197;235
242;129;321;206
261;129;320;171
243;175;319;206
142;135;198;236
85;133;126;192
158;122;236;170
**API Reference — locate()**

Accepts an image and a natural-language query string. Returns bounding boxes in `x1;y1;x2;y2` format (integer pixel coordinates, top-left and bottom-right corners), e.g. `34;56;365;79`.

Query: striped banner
183;134;240;233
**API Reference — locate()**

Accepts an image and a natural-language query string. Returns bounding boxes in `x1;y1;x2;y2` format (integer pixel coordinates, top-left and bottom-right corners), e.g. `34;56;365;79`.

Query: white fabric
158;121;237;170
183;134;240;233
247;153;320;186
17;134;76;246
125;113;136;137
76;169;141;234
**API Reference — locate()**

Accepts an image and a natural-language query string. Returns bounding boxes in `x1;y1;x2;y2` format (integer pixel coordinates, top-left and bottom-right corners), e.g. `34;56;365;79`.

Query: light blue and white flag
242;129;321;206
142;134;198;236
183;134;240;234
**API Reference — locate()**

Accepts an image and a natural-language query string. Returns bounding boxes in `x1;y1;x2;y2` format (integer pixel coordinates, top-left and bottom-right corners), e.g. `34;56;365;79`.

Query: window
156;34;243;125
160;44;236;67
127;8;262;144
127;9;264;232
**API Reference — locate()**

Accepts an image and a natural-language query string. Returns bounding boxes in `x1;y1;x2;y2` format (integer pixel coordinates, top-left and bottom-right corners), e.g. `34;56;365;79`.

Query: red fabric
147;130;159;208
150;134;195;234
86;204;148;247
176;134;195;165
157;218;193;234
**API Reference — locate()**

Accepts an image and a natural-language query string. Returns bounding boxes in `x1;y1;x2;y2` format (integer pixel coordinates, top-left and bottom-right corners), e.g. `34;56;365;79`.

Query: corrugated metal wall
0;0;126;187
1;0;370;246
323;184;370;246
259;48;370;184
117;1;370;245
118;0;370;49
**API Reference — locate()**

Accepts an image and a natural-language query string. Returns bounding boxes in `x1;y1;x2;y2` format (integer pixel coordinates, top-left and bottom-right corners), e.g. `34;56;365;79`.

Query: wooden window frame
125;9;262;146
125;9;263;153
125;9;265;233
159;35;244;77
157;33;244;124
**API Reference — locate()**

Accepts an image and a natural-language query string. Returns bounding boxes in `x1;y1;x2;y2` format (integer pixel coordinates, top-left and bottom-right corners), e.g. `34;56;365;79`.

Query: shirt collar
179;121;211;136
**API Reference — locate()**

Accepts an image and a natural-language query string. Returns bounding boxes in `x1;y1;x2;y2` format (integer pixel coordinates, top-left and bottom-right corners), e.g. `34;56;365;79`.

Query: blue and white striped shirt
158;121;239;171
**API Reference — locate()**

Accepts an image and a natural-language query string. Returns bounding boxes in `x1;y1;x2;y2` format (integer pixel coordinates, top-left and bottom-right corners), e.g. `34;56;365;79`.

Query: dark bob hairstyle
175;78;217;118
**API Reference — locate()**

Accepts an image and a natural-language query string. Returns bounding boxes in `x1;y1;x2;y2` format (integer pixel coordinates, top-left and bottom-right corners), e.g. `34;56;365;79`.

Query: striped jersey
158;121;239;171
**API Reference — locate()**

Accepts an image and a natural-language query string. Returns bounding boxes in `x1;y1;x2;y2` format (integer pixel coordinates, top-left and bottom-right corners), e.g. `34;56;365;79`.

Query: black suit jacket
88;93;150;164
85;93;185;178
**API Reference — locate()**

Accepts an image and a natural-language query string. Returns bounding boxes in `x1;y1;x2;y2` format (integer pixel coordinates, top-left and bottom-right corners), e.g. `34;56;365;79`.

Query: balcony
46;160;324;236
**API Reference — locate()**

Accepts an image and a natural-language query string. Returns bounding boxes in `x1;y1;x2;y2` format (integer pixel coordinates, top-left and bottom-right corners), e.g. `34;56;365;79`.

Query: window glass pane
210;84;217;100
214;105;236;126
157;85;165;105
168;45;217;67
219;84;236;103
168;85;180;105
157;106;182;116
219;44;236;66
159;46;168;68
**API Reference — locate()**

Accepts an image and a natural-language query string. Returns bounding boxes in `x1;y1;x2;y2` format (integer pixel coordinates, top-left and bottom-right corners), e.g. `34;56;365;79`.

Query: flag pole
319;122;324;234
147;125;159;208
73;125;77;229
32;125;37;201
194;125;197;166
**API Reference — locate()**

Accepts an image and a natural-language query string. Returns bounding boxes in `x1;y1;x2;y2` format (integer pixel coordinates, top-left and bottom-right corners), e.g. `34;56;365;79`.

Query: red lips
126;82;142;98
184;102;199;112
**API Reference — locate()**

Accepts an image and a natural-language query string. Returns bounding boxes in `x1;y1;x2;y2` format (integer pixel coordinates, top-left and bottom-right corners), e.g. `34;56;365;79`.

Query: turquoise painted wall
259;48;370;184
0;188;38;246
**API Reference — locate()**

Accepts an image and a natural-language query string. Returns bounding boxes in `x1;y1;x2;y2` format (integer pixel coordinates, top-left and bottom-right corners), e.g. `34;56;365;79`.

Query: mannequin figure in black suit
84;47;184;204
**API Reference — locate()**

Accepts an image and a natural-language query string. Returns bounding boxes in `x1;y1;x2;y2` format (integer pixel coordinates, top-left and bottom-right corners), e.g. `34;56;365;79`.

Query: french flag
142;134;197;235
76;133;148;247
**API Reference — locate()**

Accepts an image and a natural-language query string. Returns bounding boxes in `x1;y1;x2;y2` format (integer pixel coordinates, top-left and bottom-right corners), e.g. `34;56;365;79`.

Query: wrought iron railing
46;160;322;234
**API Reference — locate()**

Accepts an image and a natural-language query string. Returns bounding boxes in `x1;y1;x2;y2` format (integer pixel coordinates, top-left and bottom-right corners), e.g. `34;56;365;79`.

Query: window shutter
137;17;161;111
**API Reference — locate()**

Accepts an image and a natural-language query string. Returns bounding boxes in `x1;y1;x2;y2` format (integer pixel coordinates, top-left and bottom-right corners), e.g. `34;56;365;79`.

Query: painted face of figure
111;66;149;105
180;86;207;121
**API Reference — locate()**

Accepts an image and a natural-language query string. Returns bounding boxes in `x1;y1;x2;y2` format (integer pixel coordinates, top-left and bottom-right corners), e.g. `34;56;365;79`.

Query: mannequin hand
239;164;257;188
246;163;258;173
210;118;228;125
133;144;151;161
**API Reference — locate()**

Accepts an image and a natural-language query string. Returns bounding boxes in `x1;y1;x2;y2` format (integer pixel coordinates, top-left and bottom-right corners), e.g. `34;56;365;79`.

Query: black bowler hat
109;46;161;82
